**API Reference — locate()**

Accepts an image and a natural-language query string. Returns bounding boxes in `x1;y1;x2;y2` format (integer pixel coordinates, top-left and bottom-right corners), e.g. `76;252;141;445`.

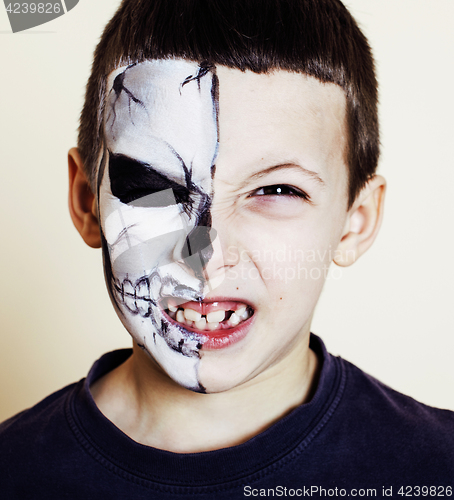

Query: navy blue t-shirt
1;335;453;499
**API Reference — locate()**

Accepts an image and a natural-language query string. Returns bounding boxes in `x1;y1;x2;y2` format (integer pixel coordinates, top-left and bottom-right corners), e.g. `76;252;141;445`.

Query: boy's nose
180;203;229;287
184;197;212;259
181;201;214;275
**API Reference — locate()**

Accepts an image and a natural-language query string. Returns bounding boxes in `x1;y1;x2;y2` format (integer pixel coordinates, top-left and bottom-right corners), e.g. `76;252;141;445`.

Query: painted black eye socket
252;184;309;199
109;153;190;207
123;187;190;207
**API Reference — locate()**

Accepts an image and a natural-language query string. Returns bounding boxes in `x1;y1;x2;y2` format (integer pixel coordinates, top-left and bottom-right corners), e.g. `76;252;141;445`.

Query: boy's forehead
103;59;348;190
215;66;347;183
104;59;218;181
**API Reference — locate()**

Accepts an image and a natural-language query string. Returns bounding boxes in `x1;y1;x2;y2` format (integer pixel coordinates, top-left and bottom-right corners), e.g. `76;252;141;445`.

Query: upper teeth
167;304;251;330
176;309;185;324
236;306;246;317
206;310;226;323
178;308;229;324
184;308;202;322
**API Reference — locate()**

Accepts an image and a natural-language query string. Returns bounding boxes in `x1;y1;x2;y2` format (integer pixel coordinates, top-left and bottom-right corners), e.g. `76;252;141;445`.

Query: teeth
206;310;226;323
194;317;207;330
229;312;241;326
176;309;185;324
236;306;246;317
169;304;252;331
184;308;202;322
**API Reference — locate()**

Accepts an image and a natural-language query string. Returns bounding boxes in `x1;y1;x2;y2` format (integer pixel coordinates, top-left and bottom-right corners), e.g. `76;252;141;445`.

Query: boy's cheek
226;242;332;297
233;219;333;271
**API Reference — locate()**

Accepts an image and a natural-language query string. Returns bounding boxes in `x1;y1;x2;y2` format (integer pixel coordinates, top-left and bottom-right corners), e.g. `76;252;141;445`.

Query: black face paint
109;153;191;207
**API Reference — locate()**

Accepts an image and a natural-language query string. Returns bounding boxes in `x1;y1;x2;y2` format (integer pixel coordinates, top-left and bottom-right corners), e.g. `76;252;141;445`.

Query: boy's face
98;59;348;393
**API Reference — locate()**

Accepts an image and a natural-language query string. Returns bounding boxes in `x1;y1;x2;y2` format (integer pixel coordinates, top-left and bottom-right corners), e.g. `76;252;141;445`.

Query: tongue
169;300;247;315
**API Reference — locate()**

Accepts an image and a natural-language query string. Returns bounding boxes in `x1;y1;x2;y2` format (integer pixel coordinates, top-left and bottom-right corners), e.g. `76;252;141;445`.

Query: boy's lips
160;298;255;350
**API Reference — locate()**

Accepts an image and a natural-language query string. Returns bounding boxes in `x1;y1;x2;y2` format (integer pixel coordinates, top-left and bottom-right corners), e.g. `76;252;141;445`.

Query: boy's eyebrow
244;163;325;187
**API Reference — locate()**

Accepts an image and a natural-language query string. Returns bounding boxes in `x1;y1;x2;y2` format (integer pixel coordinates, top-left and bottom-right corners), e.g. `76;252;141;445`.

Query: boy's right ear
68;148;101;248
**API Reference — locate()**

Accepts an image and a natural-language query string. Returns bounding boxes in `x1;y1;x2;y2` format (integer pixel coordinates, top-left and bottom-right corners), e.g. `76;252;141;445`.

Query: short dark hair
78;0;379;208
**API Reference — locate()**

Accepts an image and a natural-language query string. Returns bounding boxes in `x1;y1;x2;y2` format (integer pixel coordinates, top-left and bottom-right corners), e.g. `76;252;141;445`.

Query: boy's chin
190;357;255;395
172;372;242;395
192;379;241;395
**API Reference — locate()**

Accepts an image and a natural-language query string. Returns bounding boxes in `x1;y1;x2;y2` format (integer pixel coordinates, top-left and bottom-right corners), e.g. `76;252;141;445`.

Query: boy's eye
251;184;310;200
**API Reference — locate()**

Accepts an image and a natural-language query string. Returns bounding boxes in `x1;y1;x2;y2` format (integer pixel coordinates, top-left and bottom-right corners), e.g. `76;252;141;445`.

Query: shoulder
0;351;133;498
0;382;81;473
341;357;454;428
0;382;77;433
327;355;454;479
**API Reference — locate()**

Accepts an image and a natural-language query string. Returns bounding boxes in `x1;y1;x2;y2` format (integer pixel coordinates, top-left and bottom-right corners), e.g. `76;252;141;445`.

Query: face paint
98;59;222;392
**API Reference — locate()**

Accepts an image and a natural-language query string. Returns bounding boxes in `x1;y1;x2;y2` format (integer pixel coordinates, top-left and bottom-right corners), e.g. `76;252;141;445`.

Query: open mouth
161;299;255;349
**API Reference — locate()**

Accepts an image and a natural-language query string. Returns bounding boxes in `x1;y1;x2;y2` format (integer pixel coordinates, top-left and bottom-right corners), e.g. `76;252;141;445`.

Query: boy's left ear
334;175;386;267
68;147;101;249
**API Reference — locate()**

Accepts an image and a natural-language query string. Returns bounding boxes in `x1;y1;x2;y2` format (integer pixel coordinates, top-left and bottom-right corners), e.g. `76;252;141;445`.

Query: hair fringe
78;0;379;207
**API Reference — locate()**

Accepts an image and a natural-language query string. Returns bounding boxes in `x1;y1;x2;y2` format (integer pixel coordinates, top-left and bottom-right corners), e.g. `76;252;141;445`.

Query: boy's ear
334;175;386;267
68;147;101;248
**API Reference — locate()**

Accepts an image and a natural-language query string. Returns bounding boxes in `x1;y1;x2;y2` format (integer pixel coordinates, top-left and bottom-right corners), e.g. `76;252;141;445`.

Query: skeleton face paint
98;59;221;392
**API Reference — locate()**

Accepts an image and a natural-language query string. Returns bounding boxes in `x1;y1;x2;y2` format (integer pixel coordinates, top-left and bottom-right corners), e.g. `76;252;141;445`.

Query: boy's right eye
108;153;190;207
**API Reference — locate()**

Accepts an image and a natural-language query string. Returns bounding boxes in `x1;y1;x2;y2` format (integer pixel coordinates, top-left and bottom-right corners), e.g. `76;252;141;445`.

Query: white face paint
99;59;221;392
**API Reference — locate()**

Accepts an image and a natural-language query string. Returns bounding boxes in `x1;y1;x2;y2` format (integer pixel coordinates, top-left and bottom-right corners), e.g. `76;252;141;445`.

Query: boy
1;0;453;497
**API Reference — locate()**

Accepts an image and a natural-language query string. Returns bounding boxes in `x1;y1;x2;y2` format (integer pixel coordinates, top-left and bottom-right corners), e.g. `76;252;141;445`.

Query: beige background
0;0;453;422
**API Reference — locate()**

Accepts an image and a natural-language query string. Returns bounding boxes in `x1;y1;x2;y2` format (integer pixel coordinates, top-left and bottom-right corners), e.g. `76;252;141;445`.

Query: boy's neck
90;334;319;453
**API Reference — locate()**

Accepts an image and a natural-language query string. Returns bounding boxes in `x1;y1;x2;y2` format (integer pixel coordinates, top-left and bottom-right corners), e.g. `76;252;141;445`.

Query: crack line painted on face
107;63;148;134
180;61;212;92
